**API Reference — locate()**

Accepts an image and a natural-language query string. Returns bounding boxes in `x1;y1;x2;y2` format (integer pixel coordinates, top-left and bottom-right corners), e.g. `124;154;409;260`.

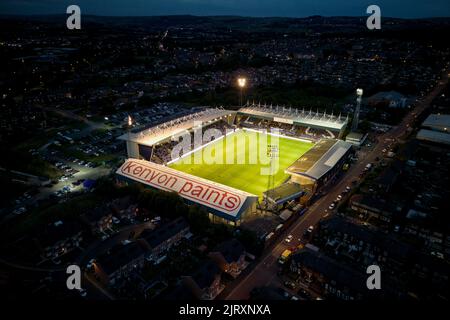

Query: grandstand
118;108;236;162
116;159;258;225
286;139;353;196
238;102;349;139
117;106;351;225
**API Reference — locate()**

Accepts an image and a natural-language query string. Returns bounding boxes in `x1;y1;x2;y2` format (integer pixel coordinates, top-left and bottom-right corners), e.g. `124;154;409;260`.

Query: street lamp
237;77;247;106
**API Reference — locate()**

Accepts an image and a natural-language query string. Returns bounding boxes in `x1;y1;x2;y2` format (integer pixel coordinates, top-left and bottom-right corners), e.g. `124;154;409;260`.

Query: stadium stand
149;120;234;165
287;139;353;196
238;102;348;139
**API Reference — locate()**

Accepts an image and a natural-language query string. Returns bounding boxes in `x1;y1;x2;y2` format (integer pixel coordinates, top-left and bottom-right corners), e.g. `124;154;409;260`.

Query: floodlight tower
352;88;363;131
237;77;247;106
265;144;278;212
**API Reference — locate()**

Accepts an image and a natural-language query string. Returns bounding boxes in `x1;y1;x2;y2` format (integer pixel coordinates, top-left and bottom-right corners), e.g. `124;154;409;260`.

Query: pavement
224;68;449;300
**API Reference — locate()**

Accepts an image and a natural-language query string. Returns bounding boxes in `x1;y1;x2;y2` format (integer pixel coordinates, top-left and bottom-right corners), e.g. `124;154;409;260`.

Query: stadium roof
239;103;348;131
286;139;352;181
422;114;450;133
416;129;450;146
367;91;407;102
263;183;304;205
116;159;257;221
118;108;235;147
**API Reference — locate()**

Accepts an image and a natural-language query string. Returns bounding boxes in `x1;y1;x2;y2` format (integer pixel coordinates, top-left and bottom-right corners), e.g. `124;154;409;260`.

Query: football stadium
117;103;352;226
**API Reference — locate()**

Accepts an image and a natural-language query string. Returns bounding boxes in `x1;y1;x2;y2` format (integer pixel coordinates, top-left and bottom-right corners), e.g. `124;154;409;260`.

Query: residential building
209;239;249;278
81;206;113;233
182;259;225;300
350;194;397;223
93;241;148;285
110;196;138;219
37;220;84;260
138;217;190;260
289;248;400;300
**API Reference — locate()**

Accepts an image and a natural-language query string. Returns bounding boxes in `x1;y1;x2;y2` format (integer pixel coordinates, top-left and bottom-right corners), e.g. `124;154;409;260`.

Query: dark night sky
1;0;450;18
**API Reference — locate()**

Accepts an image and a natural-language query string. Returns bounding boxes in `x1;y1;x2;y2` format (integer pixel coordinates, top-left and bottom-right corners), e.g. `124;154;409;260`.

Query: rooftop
190;259;221;289
239;103;348;131
82;205;112;224
96;241;147;276
286;139;352;180
422;114;450;133
345;132;365;141
160;284;196;301
368;90;407;101
416;129;450;146
263;182;304;204
139;217;189;249
118;108;235;147
212;239;245;264
292;248;368;293
319;216;411;260
116;159;258;220
39;221;84;247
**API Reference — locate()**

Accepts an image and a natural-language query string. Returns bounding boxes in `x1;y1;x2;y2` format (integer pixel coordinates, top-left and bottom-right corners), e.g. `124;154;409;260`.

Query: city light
237;77;247;88
237;77;247;106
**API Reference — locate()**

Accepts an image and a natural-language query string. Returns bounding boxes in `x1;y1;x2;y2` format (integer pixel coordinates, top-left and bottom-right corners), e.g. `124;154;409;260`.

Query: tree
207;223;232;245
236;228;263;256
187;205;210;234
359;120;372;133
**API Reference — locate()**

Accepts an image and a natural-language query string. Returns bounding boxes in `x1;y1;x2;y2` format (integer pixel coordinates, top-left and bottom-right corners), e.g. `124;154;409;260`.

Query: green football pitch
169;129;313;196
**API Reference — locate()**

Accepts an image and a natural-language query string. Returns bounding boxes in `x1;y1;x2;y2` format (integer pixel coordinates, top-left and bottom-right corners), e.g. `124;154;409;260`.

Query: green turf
169;130;313;195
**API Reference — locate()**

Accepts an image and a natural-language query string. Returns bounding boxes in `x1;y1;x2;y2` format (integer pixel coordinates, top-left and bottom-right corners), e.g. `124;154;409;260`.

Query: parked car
284;281;296;289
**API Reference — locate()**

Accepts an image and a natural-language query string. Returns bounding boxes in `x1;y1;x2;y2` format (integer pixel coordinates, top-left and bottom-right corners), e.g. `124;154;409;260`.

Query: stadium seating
150;120;234;164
